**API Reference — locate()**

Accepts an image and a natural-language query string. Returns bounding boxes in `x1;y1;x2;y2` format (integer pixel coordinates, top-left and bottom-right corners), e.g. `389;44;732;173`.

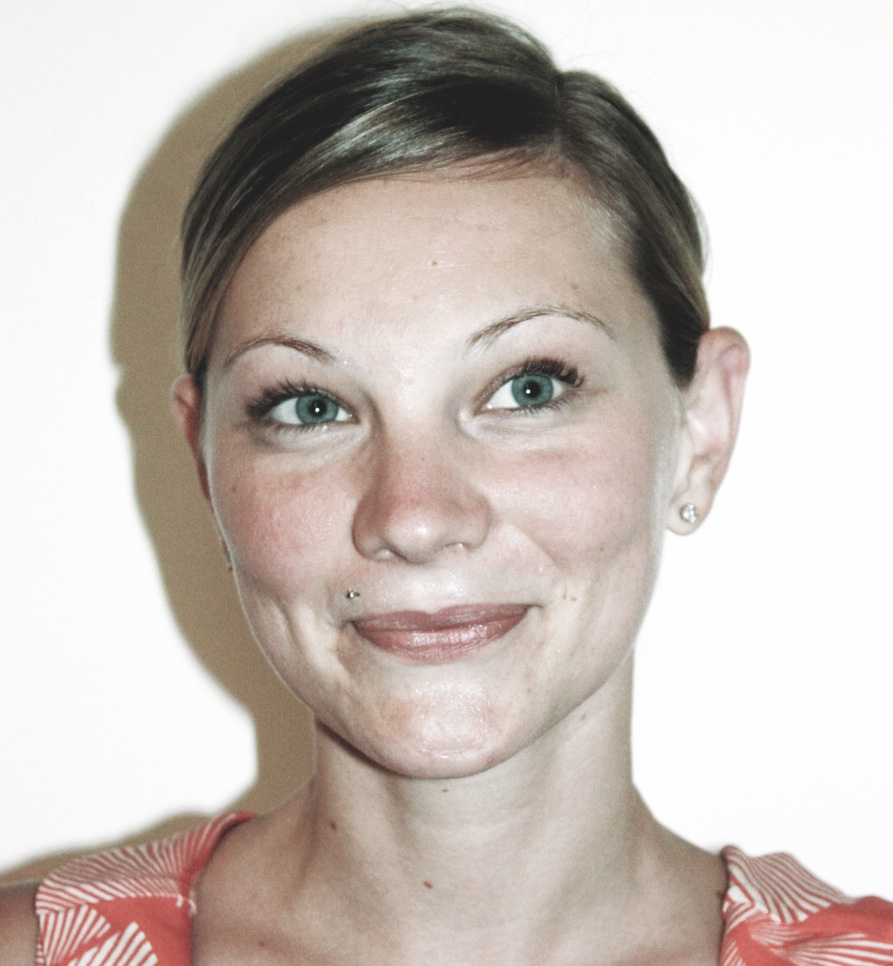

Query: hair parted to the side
181;7;708;389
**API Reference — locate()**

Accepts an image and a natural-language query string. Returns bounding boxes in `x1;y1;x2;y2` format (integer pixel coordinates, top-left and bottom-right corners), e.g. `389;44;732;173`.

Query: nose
351;432;492;564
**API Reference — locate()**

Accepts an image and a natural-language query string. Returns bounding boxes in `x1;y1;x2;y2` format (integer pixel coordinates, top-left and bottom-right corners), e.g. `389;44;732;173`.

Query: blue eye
268;391;349;426
509;374;555;407
487;361;578;411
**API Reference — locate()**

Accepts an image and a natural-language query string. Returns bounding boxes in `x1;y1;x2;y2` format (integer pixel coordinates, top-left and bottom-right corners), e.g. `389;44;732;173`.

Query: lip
351;604;528;662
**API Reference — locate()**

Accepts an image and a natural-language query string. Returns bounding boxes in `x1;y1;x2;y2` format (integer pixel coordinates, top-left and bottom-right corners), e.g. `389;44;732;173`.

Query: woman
1;8;890;964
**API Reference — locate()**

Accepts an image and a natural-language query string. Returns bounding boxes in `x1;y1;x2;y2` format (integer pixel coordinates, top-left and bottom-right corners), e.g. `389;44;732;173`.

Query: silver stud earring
679;503;699;525
346;589;361;600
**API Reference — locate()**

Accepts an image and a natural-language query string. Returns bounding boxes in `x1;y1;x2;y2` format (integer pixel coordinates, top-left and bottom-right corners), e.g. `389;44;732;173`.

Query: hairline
186;148;632;391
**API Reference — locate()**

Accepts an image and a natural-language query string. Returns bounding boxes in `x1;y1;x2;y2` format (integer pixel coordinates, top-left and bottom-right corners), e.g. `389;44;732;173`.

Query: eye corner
482;358;582;414
247;381;353;431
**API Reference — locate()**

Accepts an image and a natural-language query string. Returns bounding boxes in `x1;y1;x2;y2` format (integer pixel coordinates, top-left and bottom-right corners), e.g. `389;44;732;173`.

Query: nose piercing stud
346;589;361;600
679;503;699;525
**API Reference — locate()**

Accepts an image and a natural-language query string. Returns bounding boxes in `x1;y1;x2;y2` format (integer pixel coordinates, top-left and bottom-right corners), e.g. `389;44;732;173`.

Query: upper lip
352;603;528;632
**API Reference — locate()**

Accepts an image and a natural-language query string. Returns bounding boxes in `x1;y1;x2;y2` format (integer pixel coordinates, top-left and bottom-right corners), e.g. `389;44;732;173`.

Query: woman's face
188;172;690;779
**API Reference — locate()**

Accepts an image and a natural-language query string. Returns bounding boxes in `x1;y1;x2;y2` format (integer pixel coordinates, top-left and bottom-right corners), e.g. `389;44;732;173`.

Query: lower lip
352;605;528;662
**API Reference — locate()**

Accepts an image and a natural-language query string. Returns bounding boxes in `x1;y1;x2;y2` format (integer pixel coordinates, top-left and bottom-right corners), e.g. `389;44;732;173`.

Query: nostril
351;448;491;564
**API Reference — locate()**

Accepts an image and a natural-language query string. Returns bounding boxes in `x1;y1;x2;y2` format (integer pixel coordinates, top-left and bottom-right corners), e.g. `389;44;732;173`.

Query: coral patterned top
33;813;893;965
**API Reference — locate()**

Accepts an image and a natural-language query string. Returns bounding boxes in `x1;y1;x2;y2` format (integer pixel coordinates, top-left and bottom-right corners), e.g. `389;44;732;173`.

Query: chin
375;741;513;782
384;734;510;781
331;691;529;781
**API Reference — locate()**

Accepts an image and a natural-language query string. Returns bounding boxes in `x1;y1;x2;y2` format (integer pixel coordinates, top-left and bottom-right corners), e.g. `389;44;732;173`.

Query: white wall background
2;0;891;896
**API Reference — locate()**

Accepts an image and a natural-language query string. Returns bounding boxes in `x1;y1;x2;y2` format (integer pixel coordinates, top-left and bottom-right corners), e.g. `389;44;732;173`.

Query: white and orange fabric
33;814;893;965
34;813;248;966
720;846;893;965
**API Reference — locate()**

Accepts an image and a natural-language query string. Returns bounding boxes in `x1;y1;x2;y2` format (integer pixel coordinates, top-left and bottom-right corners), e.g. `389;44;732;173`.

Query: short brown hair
182;8;708;387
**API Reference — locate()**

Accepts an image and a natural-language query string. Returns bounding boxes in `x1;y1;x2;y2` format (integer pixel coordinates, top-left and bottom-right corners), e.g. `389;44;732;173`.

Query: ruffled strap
720;845;893;965
34;811;252;966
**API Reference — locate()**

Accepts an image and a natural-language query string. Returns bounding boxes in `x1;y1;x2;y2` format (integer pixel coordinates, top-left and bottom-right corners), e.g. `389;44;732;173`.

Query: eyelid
246;380;353;426
245;358;581;428
480;357;582;411
270;395;351;426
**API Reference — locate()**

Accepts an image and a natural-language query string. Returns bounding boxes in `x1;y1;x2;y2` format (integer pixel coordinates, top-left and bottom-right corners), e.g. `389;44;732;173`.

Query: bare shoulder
0;881;39;966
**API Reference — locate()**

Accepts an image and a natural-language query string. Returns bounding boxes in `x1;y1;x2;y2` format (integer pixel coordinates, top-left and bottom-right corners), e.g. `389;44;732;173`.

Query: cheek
500;422;669;576
209;451;347;595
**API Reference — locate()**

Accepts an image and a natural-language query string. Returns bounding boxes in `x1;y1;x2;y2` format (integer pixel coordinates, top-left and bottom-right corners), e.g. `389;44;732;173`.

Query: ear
170;375;211;502
668;327;750;534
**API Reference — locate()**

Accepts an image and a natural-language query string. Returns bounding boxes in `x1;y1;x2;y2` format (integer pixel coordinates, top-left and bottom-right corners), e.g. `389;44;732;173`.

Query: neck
261;657;721;964
311;679;643;899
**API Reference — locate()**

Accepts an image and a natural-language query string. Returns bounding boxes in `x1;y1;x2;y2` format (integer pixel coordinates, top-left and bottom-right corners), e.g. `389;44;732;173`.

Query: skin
201;176;683;783
179;171;748;965
183;173;742;783
0;170;748;964
0;883;38;966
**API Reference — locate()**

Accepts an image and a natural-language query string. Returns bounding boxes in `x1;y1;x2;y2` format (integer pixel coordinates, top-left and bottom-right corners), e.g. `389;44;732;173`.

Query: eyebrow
222;334;336;369
466;305;614;350
222;304;613;368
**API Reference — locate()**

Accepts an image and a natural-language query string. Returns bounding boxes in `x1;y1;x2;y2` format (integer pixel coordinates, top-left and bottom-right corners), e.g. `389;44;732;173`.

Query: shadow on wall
2;19;364;883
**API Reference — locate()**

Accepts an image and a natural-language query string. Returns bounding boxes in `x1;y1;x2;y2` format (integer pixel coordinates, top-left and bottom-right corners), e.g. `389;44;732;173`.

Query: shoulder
0;881;39;966
720;845;893;965
32;812;252;966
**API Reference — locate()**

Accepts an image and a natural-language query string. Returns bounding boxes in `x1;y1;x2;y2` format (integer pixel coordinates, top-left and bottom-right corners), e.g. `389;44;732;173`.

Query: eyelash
482;357;583;414
245;357;583;429
246;380;348;429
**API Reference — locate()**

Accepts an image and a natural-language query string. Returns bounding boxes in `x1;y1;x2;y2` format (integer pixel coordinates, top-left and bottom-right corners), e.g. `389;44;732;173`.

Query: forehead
214;172;657;357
